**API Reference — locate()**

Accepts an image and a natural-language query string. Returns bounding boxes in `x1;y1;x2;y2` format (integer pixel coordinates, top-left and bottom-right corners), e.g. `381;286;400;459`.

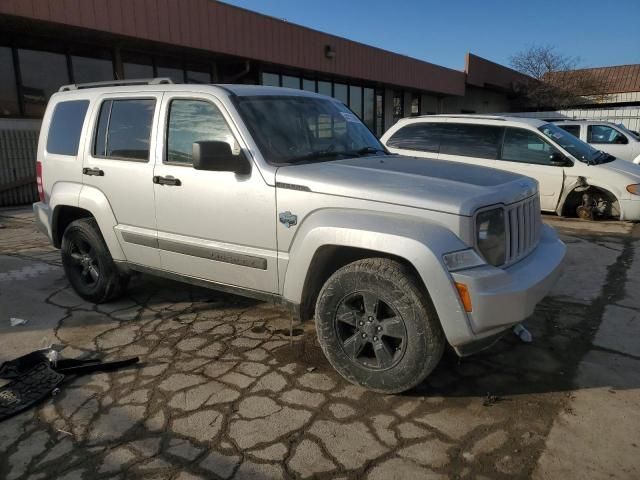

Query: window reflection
186;67;211;84
261;72;280;87
333;83;348;105
71;55;114;83
157;58;184;83
363;88;374;132
18;49;70;117
94;99;156;161
302;79;316;92
349;85;362;118
317;81;332;97
282;75;300;89
167;100;235;164
123;52;154;79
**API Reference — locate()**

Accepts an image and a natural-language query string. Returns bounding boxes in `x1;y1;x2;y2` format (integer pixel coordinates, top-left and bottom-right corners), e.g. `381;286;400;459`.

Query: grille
504;194;541;265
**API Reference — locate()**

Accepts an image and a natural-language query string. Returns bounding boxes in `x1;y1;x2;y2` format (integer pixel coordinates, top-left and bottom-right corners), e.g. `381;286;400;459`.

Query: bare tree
510;45;608;109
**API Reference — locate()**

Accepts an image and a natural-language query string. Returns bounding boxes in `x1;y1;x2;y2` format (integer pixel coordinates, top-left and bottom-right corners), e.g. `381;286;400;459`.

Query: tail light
36;161;45;203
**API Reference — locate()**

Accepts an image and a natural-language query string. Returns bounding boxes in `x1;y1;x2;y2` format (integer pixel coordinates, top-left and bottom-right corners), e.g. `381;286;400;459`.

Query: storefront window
349;85;362;118
261;72;280;87
363;88;374;132
392;91;404;125
410;93;420;116
282;75;300;89
375;90;384;136
18;48;69;117
186;66;211;84
122;52;154;79
0;47;19;116
157;58;184;83
71;54;114;83
333;83;348;105
302;79;316;92
317;81;332;97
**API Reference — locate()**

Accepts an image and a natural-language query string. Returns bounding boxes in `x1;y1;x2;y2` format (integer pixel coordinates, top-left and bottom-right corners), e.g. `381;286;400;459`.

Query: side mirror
549;151;572;167
192;141;251;174
614;134;628;145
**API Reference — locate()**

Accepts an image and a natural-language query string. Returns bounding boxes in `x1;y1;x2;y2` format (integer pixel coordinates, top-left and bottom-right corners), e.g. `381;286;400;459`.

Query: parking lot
1;207;639;480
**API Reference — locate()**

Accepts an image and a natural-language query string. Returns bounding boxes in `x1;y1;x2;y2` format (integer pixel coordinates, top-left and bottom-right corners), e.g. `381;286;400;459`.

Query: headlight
476;208;506;266
626;184;640;195
442;249;485;271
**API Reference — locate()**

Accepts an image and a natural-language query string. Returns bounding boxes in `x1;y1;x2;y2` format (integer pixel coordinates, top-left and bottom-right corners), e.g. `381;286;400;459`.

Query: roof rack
417;114;508;121
59;78;174;92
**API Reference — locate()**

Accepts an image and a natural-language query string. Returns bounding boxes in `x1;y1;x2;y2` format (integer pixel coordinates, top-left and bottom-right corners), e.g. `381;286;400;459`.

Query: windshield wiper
350;146;387;156
293;150;358;163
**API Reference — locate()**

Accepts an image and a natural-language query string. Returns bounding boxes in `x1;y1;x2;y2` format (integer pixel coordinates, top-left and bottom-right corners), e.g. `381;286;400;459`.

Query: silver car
33;80;566;392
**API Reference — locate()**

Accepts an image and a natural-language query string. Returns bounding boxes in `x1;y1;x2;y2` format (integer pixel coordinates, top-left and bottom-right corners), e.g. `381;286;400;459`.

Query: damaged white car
382;115;640;221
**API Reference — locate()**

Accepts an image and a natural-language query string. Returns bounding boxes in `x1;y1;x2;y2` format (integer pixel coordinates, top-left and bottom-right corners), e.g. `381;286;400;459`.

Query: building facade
0;0;530;133
0;0;528;205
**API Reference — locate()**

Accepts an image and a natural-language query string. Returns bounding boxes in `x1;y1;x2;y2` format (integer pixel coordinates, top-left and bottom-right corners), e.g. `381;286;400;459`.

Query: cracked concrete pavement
1;206;639;479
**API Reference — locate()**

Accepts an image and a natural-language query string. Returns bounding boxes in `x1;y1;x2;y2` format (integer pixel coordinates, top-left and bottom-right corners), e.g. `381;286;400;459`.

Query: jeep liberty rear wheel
61;218;129;303
315;258;445;393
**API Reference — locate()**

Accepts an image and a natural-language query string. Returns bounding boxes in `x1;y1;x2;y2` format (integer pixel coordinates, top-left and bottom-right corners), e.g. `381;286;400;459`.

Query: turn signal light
626;184;640;196
455;282;473;312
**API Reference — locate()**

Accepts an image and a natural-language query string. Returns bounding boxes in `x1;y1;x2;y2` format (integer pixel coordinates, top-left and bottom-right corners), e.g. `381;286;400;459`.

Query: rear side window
439;124;503;159
557;125;581;137
386;123;442;152
94;99;156;161
46;100;90;156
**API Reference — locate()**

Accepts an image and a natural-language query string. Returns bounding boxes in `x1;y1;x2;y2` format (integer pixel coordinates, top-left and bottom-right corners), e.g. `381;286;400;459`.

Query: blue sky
223;0;640;71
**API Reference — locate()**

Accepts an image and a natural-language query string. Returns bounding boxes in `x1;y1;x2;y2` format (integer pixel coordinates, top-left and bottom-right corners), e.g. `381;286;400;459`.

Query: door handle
153;175;182;186
82;167;104;176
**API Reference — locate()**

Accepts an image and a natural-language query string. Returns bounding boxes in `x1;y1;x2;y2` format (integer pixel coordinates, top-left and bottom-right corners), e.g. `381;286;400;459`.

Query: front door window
501;128;558;165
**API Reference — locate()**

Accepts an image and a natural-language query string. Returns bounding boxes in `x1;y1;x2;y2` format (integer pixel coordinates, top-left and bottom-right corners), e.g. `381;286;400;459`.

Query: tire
60;218;129;303
315;258;445;393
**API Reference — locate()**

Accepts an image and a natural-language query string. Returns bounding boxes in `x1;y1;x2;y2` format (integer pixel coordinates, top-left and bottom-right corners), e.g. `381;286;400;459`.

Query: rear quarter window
439;123;503;159
386;123;442;152
46;100;90;156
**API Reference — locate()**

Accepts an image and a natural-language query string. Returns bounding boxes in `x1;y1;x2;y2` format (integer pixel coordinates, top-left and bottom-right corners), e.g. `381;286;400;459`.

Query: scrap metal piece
0;363;64;421
0;346;139;423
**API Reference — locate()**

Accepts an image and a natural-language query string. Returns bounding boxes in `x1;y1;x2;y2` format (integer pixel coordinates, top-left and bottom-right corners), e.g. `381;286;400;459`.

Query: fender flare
556;177;624;218
77;184;126;261
281;208;475;346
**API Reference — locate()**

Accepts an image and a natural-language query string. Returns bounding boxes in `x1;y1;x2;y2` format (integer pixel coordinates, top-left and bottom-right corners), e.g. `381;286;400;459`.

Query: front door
152;93;278;294
587;124;632;161
494;127;566;212
82;93;162;268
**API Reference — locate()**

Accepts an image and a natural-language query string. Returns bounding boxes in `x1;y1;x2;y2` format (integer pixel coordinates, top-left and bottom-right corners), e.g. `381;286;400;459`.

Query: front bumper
450;224;566;354
33;202;53;243
619;198;640;221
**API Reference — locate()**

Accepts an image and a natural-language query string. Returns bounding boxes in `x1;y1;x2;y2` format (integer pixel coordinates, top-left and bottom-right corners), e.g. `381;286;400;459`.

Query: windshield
539;123;606;164
234;95;385;165
616;123;640;141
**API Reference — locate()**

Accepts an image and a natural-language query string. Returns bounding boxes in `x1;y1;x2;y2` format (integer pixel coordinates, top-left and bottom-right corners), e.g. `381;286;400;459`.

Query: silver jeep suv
33;79;566;393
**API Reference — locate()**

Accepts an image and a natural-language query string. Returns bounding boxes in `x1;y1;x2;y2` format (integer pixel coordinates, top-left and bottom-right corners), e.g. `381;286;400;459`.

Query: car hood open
275;155;538;216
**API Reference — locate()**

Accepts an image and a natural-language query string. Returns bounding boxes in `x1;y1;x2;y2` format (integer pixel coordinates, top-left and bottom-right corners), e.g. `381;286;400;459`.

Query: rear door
494;127;565;211
82;92;162;268
436;123;503;168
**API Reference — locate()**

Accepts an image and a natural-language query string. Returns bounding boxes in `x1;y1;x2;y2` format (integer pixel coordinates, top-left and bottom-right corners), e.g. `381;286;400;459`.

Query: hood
591;158;640;181
275;155;538;216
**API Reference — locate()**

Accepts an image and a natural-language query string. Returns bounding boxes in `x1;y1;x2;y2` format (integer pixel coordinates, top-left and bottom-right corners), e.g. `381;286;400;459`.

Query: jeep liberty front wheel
61;218;129;303
315;258;445;393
